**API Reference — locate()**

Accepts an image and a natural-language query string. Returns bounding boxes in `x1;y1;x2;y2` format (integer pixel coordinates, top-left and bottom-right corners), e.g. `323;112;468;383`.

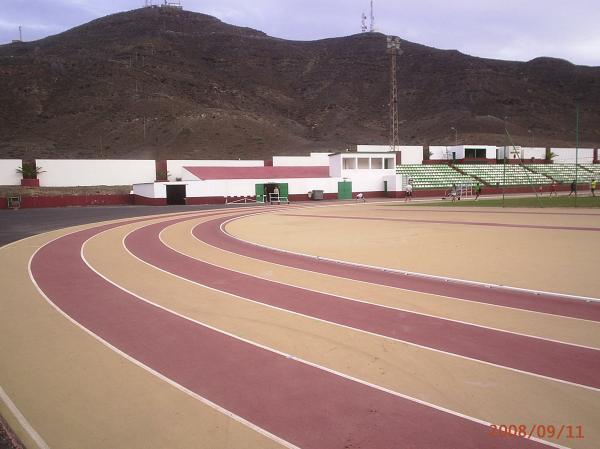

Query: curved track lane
123;214;600;389
27;213;559;449
200;215;600;320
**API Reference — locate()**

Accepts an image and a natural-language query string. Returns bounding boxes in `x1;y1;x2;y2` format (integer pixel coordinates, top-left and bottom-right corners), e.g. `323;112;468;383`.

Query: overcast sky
1;0;599;66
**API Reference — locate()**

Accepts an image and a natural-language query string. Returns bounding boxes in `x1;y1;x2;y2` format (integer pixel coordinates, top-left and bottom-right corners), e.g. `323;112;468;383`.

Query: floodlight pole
386;36;402;152
451;127;458;145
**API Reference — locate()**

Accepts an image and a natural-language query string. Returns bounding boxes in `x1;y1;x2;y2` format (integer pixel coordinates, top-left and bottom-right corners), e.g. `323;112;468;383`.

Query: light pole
450;127;458;146
528;129;535;147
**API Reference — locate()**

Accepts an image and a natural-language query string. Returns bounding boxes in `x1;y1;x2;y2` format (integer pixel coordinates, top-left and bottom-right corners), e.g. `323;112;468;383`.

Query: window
357;158;370;169
371;158;383;169
343;158;356;169
384;158;394;169
465;148;486;158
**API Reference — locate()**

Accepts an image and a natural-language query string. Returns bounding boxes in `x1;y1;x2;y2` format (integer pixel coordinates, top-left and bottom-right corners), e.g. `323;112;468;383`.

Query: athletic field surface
1;200;599;449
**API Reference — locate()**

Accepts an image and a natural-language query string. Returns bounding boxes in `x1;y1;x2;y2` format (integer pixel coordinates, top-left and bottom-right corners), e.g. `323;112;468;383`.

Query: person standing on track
569;180;576;196
475;182;481;200
549;180;558;198
591;179;597;197
405;182;413;202
450;184;457;202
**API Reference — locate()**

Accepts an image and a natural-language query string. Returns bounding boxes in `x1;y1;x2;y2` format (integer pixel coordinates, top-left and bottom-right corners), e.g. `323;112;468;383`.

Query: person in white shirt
405;183;413;202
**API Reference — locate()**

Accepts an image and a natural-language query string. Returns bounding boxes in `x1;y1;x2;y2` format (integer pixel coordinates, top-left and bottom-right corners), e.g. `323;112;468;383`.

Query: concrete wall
272;153;331;166
357;145;423;165
429;146;459;160
167;159;264;181
551;148;595;164
36;159;156;187
132;183;159;198
521;147;547;159
0;159;23;186
397;146;423;164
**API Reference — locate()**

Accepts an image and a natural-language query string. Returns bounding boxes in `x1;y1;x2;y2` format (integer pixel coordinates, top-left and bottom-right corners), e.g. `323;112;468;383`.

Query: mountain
0;6;599;160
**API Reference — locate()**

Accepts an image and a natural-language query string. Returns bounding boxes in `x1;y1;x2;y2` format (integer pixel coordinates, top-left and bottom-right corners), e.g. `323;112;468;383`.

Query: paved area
0;201;598;449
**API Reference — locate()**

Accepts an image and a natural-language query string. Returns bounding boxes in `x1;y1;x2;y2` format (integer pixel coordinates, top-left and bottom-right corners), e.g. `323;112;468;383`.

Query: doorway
166;184;186;205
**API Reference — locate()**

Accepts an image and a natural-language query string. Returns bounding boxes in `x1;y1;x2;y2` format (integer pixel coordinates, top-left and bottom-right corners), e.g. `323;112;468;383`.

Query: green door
255;183;265;202
338;181;352;200
277;183;289;199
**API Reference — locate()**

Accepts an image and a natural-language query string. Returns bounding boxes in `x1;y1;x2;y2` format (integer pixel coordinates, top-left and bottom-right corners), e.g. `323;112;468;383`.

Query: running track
9;205;600;449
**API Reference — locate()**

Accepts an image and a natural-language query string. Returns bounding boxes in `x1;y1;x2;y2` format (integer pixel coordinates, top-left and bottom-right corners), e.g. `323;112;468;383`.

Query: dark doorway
166;184;186;205
264;183;278;202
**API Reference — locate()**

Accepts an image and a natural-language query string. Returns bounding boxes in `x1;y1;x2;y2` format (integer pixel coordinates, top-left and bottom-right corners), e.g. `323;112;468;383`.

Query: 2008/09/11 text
489;424;584;440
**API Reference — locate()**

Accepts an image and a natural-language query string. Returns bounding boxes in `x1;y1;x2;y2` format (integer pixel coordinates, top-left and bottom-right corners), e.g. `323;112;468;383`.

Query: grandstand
454;164;550;186
527;164;596;183
580;164;600;177
396;164;474;189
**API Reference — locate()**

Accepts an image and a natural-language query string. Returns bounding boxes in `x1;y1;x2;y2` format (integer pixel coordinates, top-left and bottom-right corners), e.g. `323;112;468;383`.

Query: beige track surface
1;203;599;449
225;203;600;297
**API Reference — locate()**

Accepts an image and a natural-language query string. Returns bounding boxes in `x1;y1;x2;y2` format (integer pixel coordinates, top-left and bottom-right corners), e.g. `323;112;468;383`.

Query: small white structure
357;144;423;165
429;145;496;161
132;151;403;205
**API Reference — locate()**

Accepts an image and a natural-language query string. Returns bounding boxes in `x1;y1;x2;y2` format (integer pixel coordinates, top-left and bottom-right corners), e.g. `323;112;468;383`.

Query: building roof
183;166;330;180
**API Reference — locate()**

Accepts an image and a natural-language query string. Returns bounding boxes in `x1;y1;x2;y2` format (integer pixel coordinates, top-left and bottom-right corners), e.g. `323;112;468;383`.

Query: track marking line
82;225;574;448
115;218;600;394
220;214;600;305
180;218;599;351
0;386;50;449
25;215;301;449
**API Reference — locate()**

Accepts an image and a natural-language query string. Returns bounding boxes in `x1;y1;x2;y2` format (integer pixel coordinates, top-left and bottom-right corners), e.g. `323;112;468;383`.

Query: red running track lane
281;213;600;233
374;208;600;217
29;216;551;449
196;215;600;322
126;216;600;388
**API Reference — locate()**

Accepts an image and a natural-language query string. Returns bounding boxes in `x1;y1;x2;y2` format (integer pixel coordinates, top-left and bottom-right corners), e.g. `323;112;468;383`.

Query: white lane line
219;214;600;308
117;218;600;396
1;210;244;449
76;218;575;449
0;385;50;449
25;216;299;449
138;220;600;393
178;218;599;352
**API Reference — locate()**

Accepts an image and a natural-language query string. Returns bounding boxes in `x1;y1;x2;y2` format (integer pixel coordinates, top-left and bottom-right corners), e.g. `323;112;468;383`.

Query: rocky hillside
0;6;599;160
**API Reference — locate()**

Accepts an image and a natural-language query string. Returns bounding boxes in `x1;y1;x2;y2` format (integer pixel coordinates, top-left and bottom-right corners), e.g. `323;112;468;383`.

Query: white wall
356;145;390;152
357;145;423;165
550;148;595;164
36;159;156;187
167;159;264;181
184;177;341;198
272;153;331;166
397;146;424;164
132;183;158;198
429;145;462;160
521;147;546;159
0;159;23;186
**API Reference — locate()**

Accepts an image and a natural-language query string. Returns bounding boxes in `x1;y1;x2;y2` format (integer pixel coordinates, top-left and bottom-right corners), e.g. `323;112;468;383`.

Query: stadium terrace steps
395;165;474;189
395;164;599;189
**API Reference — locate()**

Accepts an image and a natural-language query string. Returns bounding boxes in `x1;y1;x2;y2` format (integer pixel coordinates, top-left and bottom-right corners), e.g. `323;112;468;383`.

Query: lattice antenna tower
387;36;402;151
369;0;375;32
361;13;368;33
